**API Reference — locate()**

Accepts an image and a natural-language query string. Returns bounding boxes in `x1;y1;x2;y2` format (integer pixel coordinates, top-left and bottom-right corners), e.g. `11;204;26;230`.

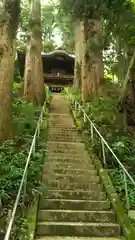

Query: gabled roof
41;49;75;59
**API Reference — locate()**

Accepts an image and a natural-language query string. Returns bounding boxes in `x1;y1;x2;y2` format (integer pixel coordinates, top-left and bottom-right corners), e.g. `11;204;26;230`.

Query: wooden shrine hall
17;49;75;91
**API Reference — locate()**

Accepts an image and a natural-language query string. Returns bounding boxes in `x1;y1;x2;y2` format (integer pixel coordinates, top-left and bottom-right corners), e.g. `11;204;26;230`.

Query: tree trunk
74;20;83;89
0;1;20;141
120;50;135;103
82;19;104;103
24;0;45;105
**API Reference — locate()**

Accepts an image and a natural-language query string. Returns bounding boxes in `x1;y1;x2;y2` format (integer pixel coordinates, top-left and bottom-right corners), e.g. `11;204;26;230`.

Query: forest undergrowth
67;84;135;209
0;83;48;237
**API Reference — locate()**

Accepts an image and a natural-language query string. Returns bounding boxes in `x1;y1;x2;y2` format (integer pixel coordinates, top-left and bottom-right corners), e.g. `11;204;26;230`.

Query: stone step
47;141;85;150
38;209;116;223
47;153;90;160
48;129;79;134
48;127;78;132
36;237;123;240
44;168;97;176
48;131;79;134
43;162;95;171
48;131;79;136
39;199;110;211
42;173;99;183
47;148;88;155
50;109;70;114
44;190;106;200
49;124;75;128
49;126;77;129
49;119;75;123
49;119;74;125
49;114;70;117
47;156;89;163
48;181;102;191
36;221;121;237
48;136;82;142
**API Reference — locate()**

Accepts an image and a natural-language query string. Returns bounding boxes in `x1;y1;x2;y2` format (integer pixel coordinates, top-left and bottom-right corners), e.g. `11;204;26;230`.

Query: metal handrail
66;91;135;210
4;103;46;240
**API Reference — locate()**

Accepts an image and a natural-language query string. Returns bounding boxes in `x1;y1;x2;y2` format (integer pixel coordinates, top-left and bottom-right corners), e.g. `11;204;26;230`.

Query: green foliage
41;3;55;41
0;99;47;233
17;1;57;51
67;86;135;208
110;169;135;208
13;101;41;135
0;101;43;203
16;0;30;50
43;40;56;52
55;8;75;52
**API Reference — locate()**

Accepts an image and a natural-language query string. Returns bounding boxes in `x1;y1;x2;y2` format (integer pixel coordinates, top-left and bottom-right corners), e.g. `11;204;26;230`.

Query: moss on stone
24;197;38;239
93;156;135;240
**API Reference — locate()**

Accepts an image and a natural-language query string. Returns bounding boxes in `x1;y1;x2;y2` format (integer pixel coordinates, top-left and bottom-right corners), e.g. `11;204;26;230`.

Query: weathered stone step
48;131;80;137
44;168;97;176
50;108;70;114
50;113;70;116
49;124;75;128
38;209;116;223
39;199;110;211
48;135;82;142
48;148;88;155
36;237;123;240
36;221;120;237
48;130;79;134
48;153;90;160
47;156;89;163
49;125;79;129
48;129;79;134
49;118;74;122
42;173;99;183
48;127;78;132
49;118;74;125
47;141;85;149
44;190;106;200
48;181;102;191
43;162;95;171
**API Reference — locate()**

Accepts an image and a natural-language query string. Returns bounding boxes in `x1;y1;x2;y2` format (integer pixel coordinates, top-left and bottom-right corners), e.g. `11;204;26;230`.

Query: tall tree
60;0;104;102
24;0;45;105
74;20;83;88
0;0;21;141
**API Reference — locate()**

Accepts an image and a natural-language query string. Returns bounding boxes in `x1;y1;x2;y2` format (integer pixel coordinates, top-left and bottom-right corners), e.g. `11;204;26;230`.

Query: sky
41;0;52;4
41;0;62;47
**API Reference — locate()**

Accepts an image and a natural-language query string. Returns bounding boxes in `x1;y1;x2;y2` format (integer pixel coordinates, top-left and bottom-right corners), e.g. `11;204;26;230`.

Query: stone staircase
35;93;122;239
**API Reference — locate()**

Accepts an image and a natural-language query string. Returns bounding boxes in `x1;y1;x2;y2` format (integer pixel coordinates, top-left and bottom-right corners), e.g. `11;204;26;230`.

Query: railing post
84;112;86;123
101;139;107;167
23;170;28;205
37;124;40;140
75;101;77;111
6;210;12;227
32;140;35;157
79;104;81;115
40;112;43;123
90;123;94;144
123;170;130;210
